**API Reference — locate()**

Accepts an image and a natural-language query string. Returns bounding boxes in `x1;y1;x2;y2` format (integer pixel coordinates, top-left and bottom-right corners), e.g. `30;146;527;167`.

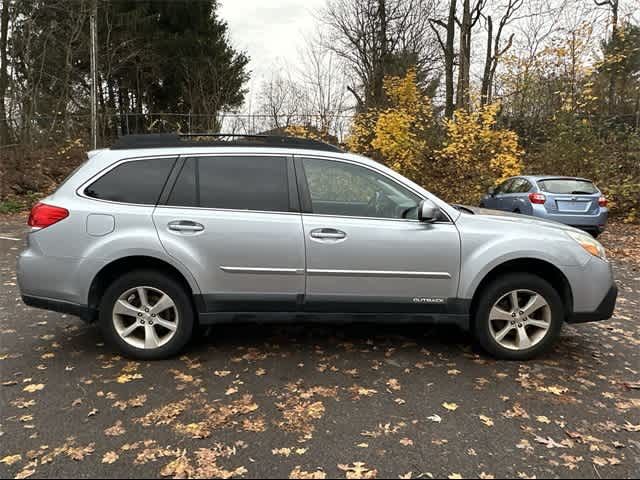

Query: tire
473;273;564;361
99;269;194;360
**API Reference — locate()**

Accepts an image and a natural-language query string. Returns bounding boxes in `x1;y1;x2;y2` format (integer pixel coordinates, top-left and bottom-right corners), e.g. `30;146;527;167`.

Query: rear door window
496;179;514;194
511;178;532;193
537;179;598;194
85;157;176;205
167;156;290;212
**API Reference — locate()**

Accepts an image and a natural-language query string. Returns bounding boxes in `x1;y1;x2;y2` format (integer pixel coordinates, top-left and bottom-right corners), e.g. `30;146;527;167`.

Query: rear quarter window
85;157;176;204
537;179;598;194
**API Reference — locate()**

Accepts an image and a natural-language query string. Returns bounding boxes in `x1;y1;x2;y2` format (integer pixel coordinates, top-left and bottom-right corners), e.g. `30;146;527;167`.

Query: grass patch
0;193;40;214
0;199;25;214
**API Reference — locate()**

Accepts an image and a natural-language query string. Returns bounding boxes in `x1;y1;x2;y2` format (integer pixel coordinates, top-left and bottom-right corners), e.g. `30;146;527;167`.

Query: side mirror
418;199;440;222
487;186;496;196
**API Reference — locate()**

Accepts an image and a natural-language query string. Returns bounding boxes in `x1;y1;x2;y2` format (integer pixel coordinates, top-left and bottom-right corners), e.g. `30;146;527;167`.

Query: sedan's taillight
598;196;608;207
528;192;546;204
28;203;69;229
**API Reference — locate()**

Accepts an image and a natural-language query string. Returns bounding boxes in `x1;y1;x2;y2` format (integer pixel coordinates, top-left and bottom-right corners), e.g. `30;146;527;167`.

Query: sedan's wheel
113;286;179;350
474;273;563;360
100;270;194;360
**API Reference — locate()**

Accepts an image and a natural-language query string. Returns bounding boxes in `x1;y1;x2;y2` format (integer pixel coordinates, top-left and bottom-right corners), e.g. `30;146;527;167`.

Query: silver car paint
17;146;614;320
153;206;306;300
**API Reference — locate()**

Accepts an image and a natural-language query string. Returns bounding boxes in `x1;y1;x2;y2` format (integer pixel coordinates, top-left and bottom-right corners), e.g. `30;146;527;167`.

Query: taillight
528;192;546;204
28;203;69;229
598;196;608;207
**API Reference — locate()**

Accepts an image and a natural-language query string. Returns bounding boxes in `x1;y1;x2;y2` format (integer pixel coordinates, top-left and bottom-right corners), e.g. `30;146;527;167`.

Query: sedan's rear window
537;179;598;194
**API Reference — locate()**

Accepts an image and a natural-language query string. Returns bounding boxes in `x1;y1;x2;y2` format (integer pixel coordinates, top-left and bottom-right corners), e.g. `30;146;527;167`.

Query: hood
454;205;585;235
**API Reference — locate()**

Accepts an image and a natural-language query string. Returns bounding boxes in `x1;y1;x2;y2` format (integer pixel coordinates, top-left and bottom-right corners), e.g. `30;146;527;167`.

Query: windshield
537;179;598;195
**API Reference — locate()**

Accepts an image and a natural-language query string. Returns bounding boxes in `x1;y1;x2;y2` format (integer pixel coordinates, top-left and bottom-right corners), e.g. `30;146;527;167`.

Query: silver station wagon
17;134;617;360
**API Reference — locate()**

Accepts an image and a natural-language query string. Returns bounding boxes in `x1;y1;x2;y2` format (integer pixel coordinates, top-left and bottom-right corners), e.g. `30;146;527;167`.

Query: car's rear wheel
99;270;194;360
473;273;563;360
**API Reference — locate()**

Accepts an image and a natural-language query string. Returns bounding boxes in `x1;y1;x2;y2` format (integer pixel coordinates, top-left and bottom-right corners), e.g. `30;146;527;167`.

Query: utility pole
90;0;98;148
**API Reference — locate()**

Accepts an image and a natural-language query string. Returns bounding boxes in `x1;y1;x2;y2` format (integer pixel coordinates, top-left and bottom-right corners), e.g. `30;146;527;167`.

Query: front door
153;154;305;312
297;156;461;312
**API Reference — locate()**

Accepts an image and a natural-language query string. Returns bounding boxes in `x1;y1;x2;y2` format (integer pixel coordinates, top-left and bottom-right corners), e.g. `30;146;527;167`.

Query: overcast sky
219;0;327;111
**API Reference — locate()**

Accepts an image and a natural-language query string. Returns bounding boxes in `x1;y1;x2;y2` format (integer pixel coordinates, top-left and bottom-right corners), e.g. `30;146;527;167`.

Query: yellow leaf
23;384;44;393
0;454;22;466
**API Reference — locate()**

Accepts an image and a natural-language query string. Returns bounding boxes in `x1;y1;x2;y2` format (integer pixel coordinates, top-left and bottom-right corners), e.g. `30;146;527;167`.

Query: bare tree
257;71;306;130
320;0;439;109
298;37;351;134
594;0;619;113
456;0;487;110
480;0;524;105
0;0;10;145
429;0;456;118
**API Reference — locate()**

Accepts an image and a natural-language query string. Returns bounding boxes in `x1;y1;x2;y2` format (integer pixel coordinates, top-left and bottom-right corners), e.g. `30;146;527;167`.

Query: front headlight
566;231;607;260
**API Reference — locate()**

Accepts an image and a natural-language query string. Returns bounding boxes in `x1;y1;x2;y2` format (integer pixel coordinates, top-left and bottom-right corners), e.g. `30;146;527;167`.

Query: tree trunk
372;0;388;107
480;16;493;106
444;0;456;118
456;0;472;111
607;0;619;115
0;0;10;146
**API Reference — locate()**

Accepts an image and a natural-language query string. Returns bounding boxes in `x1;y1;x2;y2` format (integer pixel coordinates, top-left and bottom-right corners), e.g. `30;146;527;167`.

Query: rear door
505;178;533;213
153;154;305;312
490;178;514;211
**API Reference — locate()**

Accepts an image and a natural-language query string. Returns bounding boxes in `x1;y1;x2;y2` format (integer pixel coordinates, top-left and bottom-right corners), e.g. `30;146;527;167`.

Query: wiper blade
569;191;593;195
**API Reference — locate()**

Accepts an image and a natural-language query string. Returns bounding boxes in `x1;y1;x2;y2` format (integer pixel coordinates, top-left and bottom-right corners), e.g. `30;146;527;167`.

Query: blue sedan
479;176;608;237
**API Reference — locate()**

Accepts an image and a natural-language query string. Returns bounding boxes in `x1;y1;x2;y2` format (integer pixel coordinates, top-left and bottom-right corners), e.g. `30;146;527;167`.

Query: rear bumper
532;206;608;231
567;283;618;324
21;294;96;323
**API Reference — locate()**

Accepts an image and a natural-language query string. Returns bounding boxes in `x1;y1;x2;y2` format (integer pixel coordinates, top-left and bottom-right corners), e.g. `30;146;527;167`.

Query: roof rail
110;133;342;153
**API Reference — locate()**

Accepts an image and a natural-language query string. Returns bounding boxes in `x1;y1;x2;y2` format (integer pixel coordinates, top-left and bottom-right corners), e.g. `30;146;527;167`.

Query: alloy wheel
488;289;551;351
112;286;179;350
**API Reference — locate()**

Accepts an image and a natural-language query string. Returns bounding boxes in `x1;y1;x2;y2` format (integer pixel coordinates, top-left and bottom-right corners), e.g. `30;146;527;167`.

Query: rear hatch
537;178;601;215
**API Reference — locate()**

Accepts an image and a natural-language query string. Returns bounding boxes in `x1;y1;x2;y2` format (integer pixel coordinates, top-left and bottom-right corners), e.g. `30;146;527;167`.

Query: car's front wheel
473;273;564;360
99;270;194;360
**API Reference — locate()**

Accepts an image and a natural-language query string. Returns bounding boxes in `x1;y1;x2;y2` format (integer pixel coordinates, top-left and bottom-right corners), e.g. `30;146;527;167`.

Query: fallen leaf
104;420;126;437
22;384;44;393
399;437;414;446
479;415;494;427
338;462;377;479
102;451;119;464
289;466;327;479
0;454;21;466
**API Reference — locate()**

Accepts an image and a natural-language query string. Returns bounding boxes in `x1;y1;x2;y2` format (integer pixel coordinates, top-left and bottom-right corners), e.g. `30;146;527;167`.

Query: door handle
310;228;346;240
168;221;204;233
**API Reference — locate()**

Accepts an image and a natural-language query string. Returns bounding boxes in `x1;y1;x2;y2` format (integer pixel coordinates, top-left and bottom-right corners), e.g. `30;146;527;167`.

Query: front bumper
567;283;618;324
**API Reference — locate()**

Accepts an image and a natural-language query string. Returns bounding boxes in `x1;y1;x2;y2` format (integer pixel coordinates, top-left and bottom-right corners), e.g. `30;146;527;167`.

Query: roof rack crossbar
110;133;342;152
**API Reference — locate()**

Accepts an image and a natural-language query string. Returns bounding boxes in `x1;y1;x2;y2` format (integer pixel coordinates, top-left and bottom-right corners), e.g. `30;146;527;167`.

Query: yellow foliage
438;104;523;202
347;68;437;185
284;125;330;143
347;68;524;204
